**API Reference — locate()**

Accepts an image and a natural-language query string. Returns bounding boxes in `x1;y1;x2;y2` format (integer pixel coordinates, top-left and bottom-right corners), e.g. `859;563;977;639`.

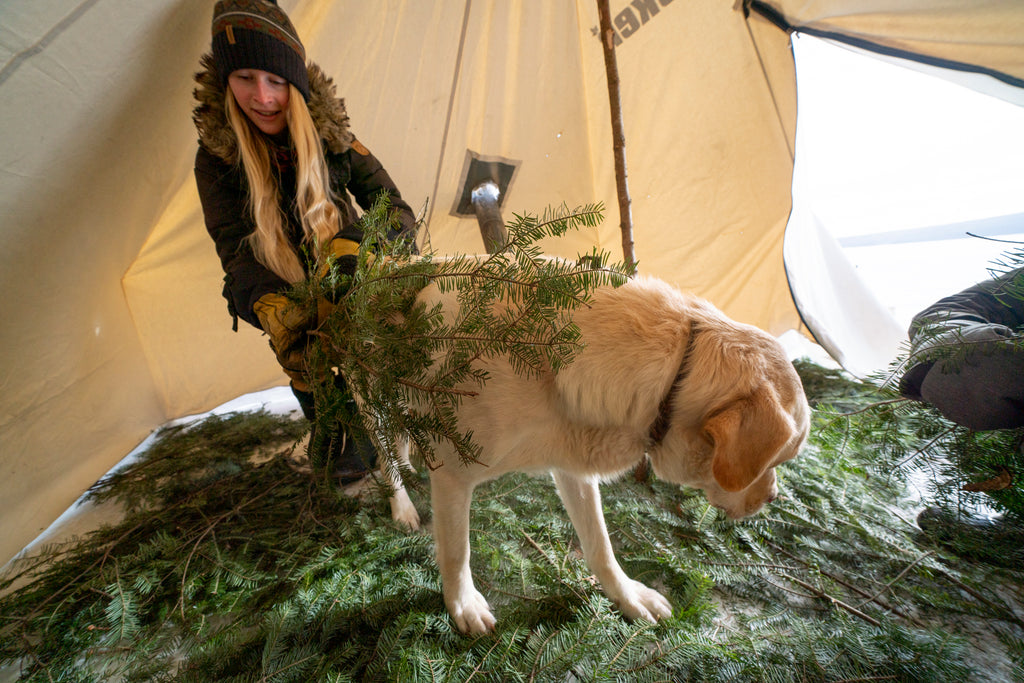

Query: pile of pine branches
2;378;1022;681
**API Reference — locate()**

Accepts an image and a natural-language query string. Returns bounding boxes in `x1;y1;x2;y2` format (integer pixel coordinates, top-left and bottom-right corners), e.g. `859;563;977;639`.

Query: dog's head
650;317;810;519
697;381;808;518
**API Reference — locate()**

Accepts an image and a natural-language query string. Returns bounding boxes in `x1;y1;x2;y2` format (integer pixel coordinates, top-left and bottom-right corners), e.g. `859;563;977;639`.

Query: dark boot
917;506;1024;569
332;430;378;483
291;381;377;483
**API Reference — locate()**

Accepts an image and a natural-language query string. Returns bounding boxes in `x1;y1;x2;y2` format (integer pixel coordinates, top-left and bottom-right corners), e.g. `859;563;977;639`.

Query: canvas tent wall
2;0;1022;567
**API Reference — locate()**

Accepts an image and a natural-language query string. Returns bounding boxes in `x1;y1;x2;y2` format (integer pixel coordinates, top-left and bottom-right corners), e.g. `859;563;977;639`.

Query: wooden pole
598;0;649;481
596;0;637;275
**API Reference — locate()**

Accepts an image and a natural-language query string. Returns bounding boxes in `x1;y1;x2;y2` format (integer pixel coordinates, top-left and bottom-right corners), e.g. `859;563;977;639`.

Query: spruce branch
892;424;958;469
779;572;883;627
767;541;926;628
834;397;914;417
296;195;625;472
855;551;934;612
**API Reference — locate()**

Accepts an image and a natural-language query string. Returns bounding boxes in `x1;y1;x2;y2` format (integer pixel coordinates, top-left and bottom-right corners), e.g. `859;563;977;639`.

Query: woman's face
228;69;290;135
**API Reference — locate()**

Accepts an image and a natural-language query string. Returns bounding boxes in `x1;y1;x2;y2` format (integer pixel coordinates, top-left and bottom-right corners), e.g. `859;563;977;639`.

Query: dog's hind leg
346;389;420;530
430;467;495;634
387;435;420;530
551;470;672;624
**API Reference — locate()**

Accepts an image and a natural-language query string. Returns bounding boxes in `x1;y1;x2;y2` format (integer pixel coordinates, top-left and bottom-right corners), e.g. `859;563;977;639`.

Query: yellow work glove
253;293;315;375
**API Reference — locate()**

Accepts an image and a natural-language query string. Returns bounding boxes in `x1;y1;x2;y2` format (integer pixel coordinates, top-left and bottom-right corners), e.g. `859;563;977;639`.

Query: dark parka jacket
192;54;416;331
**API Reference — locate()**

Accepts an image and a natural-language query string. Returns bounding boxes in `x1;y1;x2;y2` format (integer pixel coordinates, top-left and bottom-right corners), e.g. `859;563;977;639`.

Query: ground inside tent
2;338;1022;682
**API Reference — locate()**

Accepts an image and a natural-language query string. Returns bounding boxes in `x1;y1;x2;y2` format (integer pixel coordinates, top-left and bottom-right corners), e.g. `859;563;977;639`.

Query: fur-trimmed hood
192;53;353;164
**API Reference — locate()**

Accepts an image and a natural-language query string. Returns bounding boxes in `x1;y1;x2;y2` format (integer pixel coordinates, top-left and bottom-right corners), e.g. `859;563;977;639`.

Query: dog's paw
612;579;672;624
390;496;421;531
447;588;496;635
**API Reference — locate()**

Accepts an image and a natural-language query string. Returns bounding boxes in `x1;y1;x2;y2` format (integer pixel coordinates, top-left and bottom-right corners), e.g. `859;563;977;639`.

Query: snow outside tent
2;0;1022;568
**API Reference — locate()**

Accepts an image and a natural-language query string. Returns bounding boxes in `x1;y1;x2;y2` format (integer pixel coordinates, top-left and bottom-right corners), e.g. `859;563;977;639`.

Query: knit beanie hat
211;0;310;101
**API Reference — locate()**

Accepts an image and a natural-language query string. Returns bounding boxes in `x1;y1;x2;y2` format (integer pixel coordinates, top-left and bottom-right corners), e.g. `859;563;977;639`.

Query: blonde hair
226;84;341;283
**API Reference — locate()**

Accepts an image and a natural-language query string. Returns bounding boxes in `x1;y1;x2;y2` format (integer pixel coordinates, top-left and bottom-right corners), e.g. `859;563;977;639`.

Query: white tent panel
784;210;906;377
1;1;211;562
786;32;1024;376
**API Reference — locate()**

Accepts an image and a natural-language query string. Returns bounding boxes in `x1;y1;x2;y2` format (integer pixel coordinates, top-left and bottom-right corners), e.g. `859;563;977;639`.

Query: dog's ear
705;390;793;492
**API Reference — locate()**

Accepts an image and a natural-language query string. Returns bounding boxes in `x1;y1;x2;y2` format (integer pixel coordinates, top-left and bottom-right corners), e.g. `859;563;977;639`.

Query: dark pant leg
921;345;1024;430
290;375;377;477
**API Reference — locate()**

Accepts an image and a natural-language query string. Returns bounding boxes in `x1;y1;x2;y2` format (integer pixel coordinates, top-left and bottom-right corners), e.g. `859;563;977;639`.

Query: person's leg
290;377;377;481
291;380;316;421
327;373;378;480
919;345;1024;430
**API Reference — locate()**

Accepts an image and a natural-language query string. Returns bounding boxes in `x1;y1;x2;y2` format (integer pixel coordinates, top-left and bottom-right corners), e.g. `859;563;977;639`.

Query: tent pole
596;0;637;275
598;0;649;482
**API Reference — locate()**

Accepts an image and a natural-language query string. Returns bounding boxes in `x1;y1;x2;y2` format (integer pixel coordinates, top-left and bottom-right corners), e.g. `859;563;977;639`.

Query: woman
193;0;417;480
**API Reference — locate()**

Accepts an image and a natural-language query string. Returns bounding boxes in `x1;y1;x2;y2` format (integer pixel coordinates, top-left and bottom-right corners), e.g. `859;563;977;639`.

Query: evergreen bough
4;399;1020;681
292;195;624;475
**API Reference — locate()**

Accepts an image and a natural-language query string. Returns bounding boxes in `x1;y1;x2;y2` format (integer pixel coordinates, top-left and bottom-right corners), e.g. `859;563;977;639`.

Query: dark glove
318;237;367;302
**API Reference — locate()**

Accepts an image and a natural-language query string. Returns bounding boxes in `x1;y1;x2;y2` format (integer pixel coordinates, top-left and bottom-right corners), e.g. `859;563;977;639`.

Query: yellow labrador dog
381;274;810;635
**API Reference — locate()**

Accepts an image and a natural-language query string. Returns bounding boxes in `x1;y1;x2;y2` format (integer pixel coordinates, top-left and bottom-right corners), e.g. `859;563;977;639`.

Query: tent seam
0;0;103;87
741;9;795;162
747;0;1024;90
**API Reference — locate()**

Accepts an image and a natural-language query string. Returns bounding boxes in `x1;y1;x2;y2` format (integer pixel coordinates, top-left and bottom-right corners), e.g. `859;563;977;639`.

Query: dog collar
647;322;698;446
